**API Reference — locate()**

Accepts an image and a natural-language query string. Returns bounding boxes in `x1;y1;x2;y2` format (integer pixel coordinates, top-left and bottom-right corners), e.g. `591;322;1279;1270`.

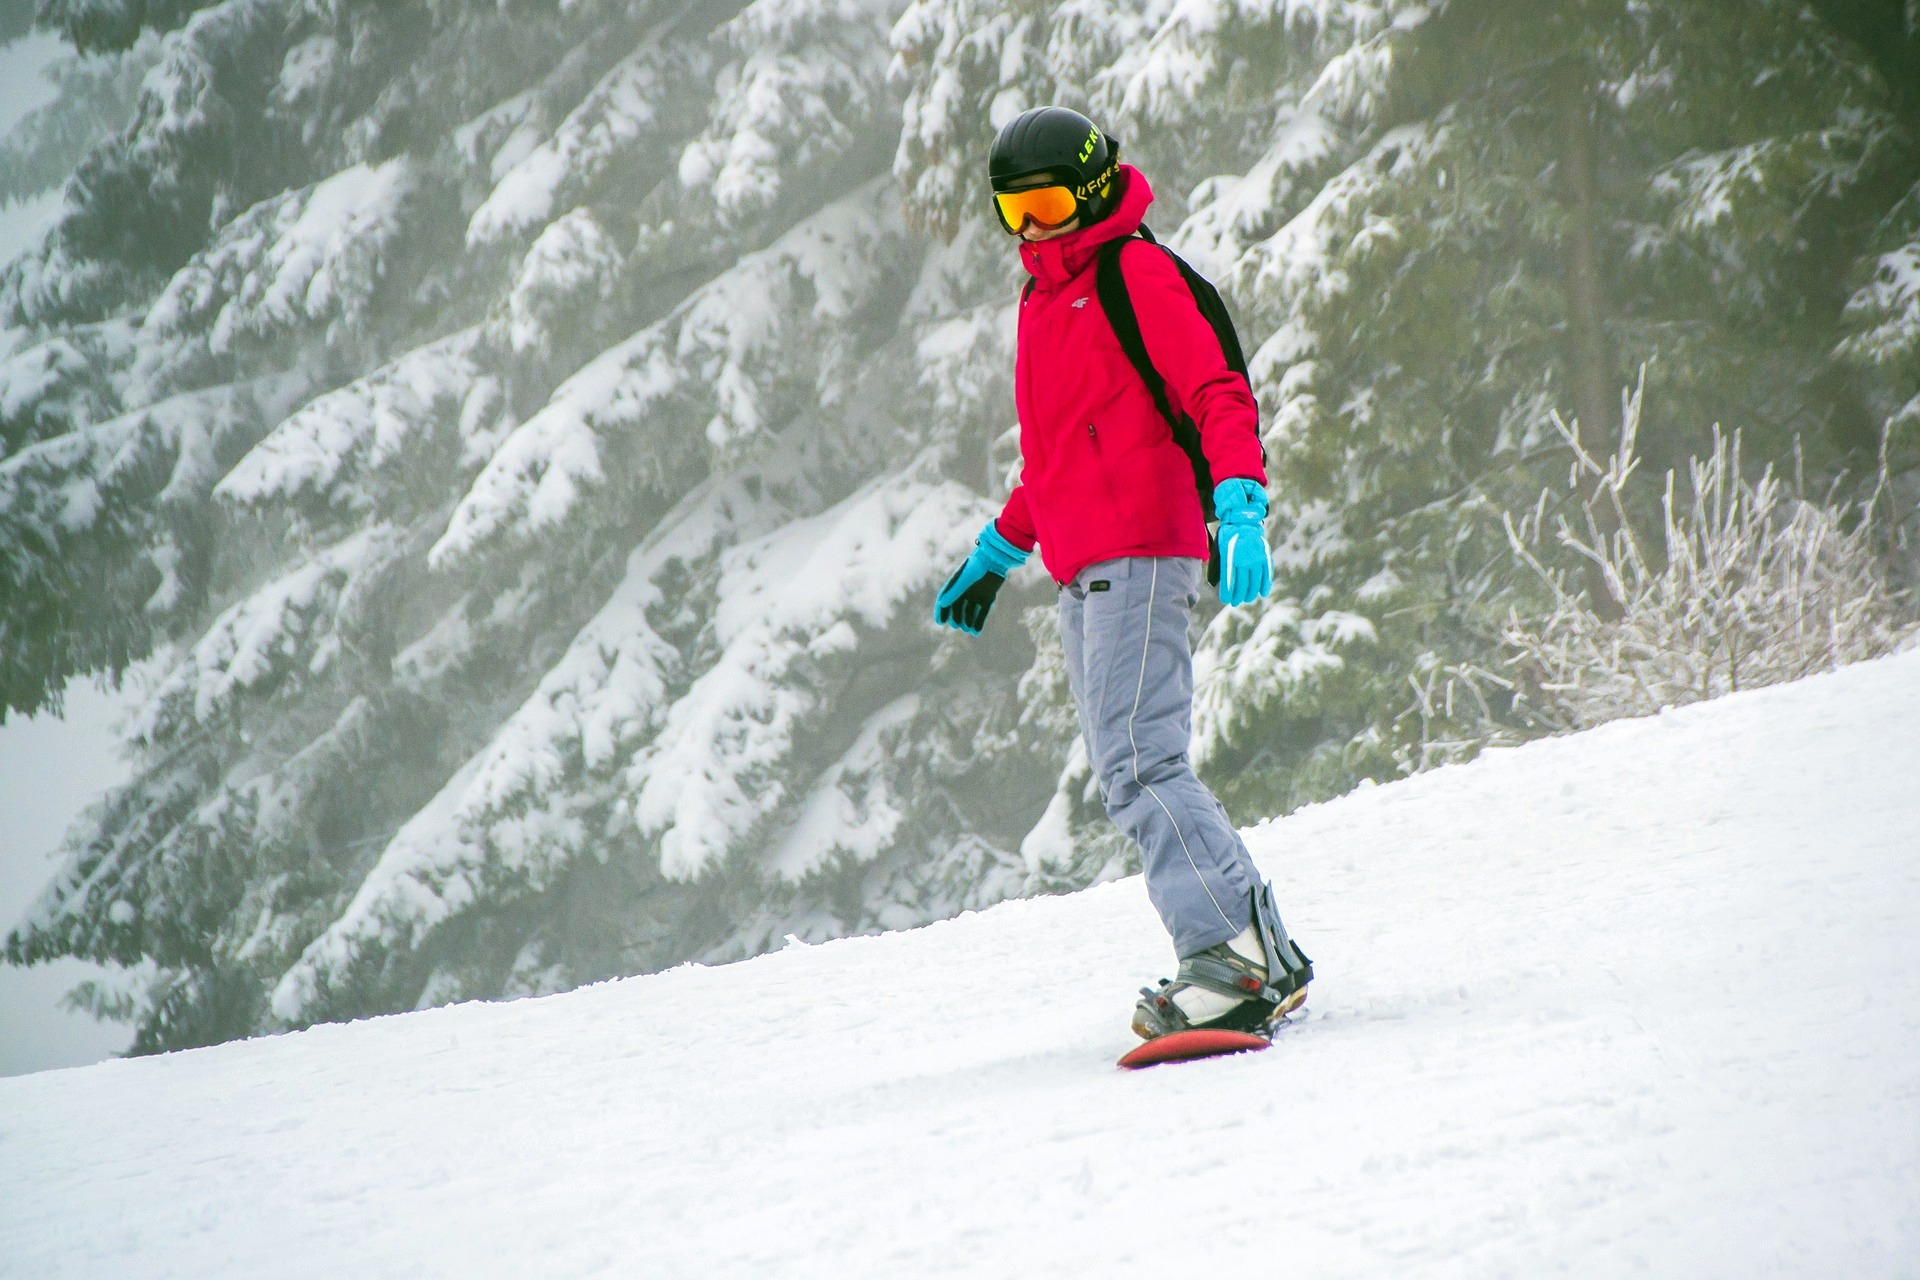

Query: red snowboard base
1117;1028;1271;1070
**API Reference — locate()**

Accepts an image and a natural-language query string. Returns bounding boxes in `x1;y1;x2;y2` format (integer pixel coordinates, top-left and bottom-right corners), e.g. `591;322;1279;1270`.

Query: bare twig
1499;379;1918;732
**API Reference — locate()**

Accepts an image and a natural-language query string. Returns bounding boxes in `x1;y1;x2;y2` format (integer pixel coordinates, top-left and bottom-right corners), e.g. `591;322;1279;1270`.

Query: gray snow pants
1058;555;1261;958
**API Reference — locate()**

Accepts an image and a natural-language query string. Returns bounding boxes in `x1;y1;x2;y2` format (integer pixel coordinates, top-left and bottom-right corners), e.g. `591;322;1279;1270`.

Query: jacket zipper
1085;421;1122;509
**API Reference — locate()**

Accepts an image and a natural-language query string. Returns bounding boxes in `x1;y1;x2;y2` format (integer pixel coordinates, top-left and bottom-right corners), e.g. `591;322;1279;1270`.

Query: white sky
0;27;62;246
0;680;139;1075
0;28;137;1077
0;27;63;260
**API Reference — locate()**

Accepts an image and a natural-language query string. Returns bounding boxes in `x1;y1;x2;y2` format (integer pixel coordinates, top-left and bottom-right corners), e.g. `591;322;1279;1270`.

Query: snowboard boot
1131;882;1312;1040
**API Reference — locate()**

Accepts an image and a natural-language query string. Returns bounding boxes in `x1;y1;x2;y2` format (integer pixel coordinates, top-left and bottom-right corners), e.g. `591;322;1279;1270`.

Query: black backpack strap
1095;230;1218;527
1095;236;1178;435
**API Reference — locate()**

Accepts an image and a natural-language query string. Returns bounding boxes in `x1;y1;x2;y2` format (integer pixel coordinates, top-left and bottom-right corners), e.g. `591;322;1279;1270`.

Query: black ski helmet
989;105;1122;224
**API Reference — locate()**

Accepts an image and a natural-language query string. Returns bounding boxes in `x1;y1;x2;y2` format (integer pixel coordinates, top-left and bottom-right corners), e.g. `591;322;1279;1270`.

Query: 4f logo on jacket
1071;296;1090;308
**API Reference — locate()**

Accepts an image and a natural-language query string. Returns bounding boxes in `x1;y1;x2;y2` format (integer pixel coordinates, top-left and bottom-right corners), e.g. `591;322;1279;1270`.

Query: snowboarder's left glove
934;520;1029;636
1214;478;1272;608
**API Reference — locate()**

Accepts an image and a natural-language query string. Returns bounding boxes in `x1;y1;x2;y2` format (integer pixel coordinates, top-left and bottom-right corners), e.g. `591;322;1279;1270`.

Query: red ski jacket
994;165;1265;584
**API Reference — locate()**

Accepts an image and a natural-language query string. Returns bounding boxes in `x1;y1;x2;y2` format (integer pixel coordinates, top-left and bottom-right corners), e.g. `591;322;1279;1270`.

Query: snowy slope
4;651;1920;1278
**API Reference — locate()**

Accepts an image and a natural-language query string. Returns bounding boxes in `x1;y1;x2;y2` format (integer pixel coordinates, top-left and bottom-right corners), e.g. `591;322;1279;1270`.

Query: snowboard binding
1131;882;1312;1041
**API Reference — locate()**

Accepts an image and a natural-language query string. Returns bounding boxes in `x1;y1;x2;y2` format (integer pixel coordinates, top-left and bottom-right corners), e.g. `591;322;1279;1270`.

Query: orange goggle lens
993;185;1079;234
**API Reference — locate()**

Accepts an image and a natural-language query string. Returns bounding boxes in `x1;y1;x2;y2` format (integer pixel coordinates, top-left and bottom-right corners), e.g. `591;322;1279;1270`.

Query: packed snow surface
5;650;1920;1277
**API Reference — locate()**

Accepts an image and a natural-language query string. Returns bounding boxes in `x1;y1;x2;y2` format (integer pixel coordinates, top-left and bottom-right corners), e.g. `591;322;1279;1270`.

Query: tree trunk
1556;73;1614;454
1555;67;1621;615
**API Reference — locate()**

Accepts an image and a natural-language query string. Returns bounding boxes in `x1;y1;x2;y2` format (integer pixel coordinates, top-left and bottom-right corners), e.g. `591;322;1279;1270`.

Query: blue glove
934;520;1030;635
1213;478;1272;608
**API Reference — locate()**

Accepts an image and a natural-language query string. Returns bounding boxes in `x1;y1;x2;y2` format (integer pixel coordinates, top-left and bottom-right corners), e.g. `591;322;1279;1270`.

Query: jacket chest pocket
1074;303;1170;450
1028;288;1162;461
1061;408;1123;512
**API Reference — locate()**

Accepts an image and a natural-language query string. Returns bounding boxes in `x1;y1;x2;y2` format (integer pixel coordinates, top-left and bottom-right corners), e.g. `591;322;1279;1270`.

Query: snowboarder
934;106;1313;1041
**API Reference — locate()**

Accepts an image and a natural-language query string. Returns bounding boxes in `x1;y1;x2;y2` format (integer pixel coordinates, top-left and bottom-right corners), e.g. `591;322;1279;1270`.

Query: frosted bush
1501;379;1917;732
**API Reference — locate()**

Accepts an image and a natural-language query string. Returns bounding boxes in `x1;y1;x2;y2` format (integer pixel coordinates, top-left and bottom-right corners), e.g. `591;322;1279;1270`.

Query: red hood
1017;165;1154;290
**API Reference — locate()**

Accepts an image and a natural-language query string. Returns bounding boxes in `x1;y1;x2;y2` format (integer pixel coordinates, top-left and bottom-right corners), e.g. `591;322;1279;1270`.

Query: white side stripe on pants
1126;558;1237;934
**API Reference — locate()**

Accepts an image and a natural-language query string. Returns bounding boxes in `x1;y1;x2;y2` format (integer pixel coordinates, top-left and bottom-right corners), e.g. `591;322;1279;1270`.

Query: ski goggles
992;183;1080;235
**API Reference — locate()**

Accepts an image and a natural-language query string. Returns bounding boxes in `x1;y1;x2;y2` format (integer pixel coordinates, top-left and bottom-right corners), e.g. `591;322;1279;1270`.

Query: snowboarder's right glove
1213;478;1273;608
934;520;1030;636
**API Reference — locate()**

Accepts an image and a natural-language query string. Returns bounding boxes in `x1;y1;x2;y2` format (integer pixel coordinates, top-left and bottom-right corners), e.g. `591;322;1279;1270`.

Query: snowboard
1116;1027;1271;1070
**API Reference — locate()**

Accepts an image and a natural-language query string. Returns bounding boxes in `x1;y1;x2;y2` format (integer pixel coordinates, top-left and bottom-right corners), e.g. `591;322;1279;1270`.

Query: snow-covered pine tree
2;0;1062;1050
32;0;227;53
1826;0;1920;514
1160;0;1920;812
891;0;1420;884
7;0;1918;1053
1182;2;1920;809
0;31;159;211
894;0;1920;847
